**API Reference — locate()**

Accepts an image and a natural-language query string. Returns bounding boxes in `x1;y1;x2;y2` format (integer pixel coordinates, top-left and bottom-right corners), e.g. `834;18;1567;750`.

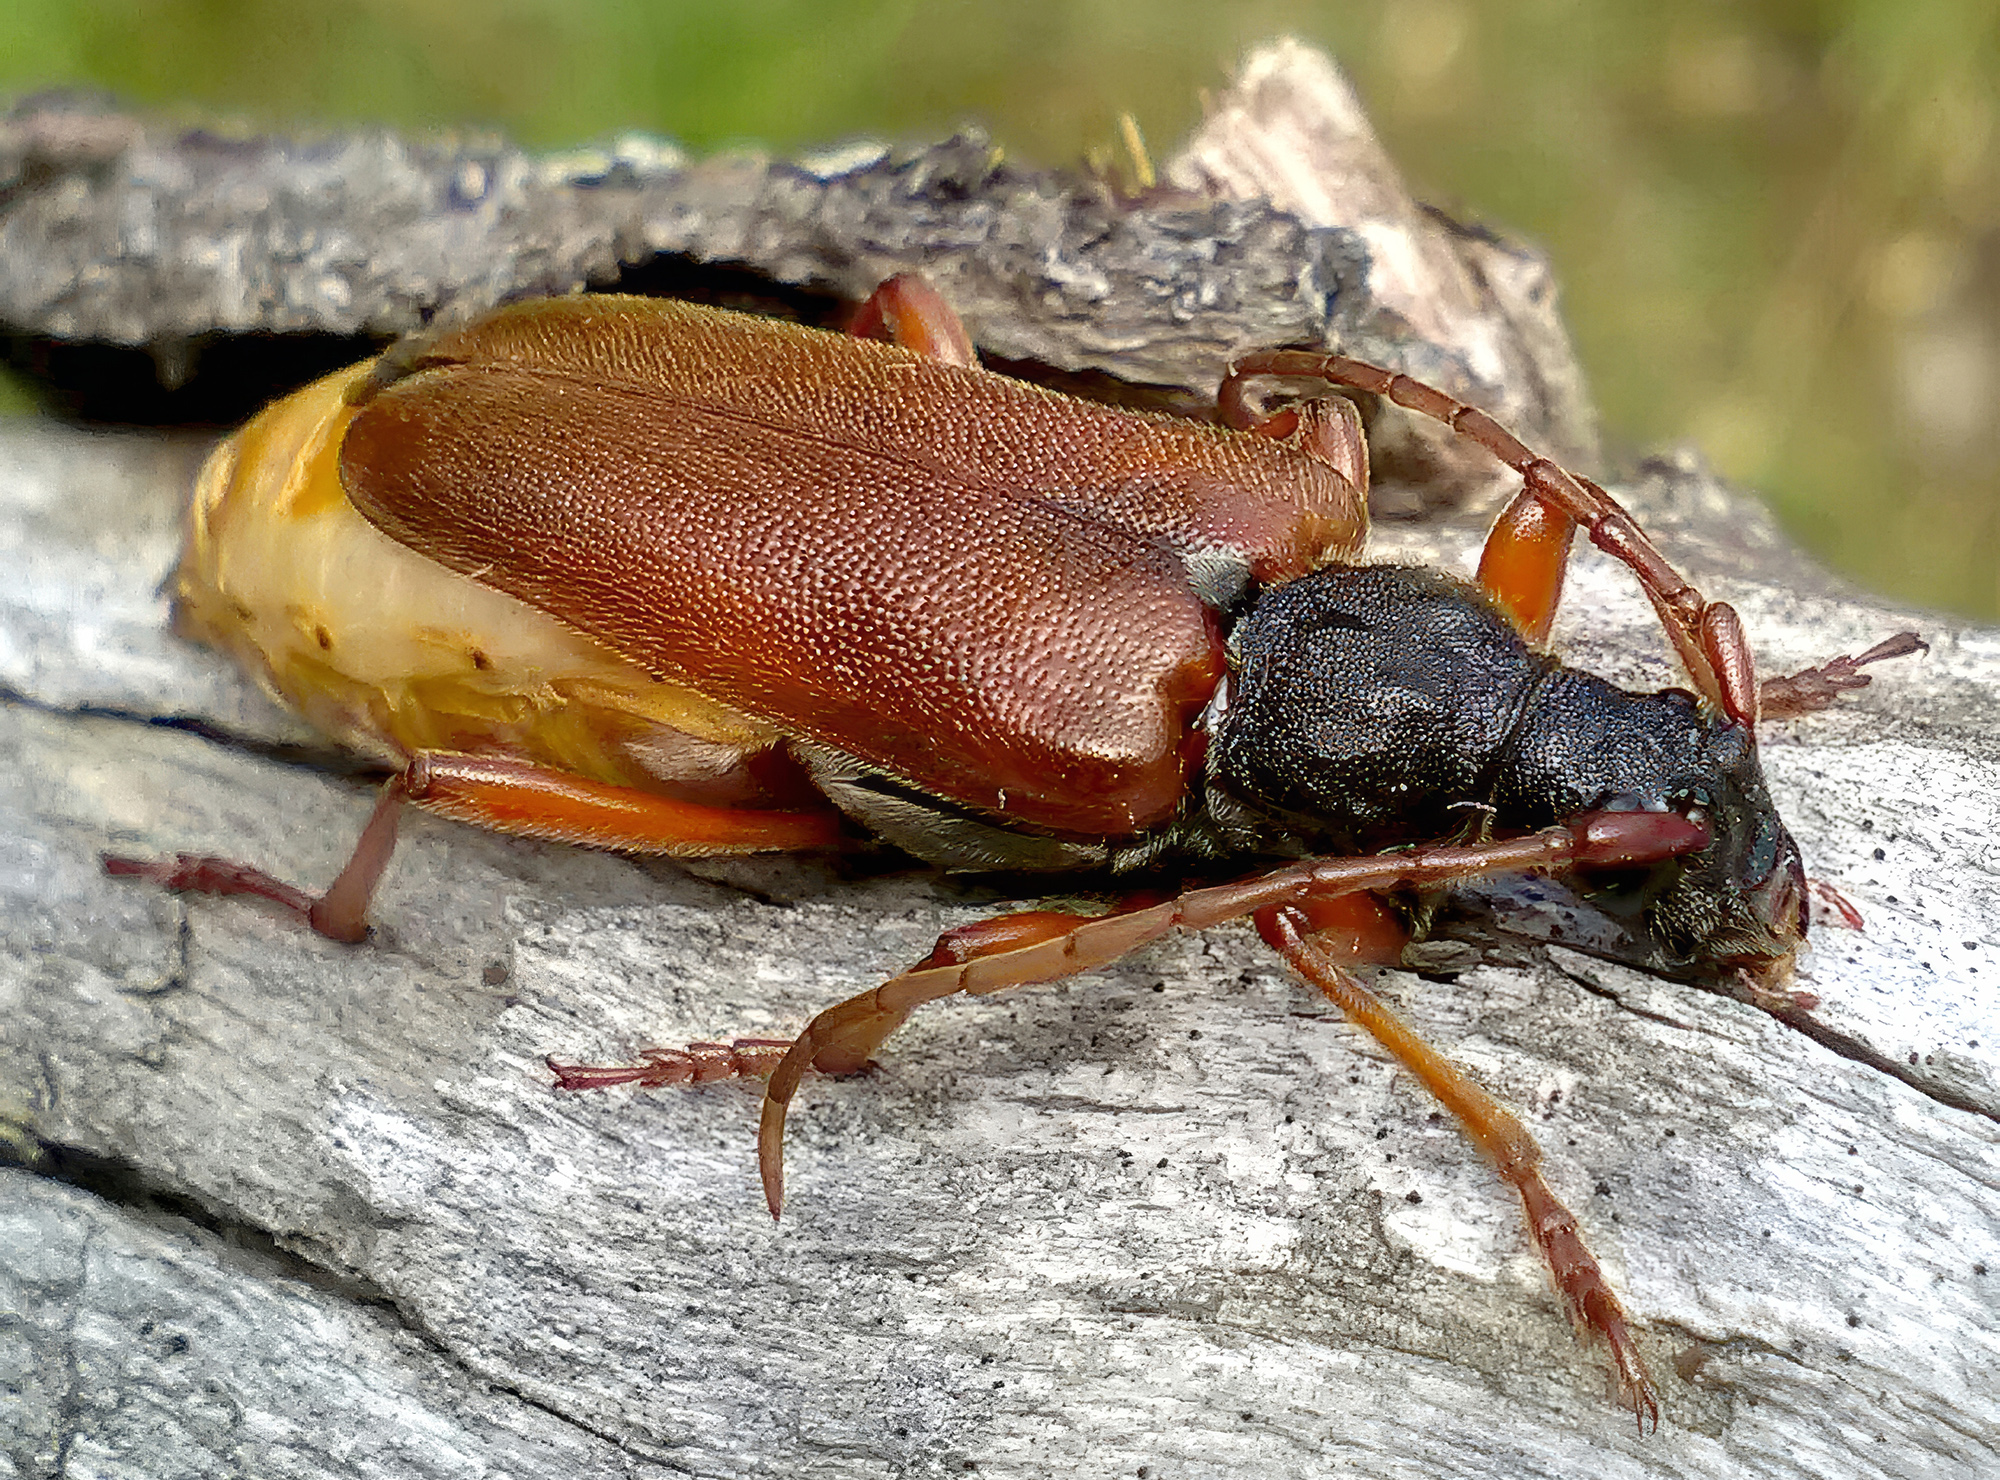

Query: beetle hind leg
1259;902;1661;1433
104;749;845;942
105;779;407;944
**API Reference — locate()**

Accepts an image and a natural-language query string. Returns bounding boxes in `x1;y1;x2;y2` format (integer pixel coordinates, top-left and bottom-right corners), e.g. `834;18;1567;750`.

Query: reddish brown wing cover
339;297;1364;835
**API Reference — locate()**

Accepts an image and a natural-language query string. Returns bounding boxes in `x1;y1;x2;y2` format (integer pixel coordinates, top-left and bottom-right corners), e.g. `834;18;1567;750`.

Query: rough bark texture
2;40;1996;1480
0;43;1588;513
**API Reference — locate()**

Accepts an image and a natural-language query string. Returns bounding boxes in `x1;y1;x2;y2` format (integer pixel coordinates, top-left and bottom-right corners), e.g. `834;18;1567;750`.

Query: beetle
107;274;1920;1429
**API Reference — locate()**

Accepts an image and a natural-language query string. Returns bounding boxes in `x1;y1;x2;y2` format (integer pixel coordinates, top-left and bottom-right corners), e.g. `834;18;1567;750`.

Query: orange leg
847;273;979;368
754;807;1707;1214
727;813;1701;1422
1220;352;1769;726
1220;386;1372;504
541;900;1187;1123
104;749;843;942
1760;631;1927;719
1474;486;1577;647
1258;901;1659;1432
541;812;1700;1421
549;1039;795;1089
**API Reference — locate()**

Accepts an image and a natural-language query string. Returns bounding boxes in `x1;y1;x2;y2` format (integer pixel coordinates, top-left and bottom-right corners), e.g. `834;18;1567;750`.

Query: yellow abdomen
176;362;781;797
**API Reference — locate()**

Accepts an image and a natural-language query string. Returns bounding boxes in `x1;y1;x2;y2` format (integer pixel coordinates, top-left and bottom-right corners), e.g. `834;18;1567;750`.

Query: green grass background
4;0;1996;617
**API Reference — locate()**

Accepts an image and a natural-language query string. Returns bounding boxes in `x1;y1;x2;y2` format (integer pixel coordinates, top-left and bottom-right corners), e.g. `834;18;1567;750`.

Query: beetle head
1586;715;1808;979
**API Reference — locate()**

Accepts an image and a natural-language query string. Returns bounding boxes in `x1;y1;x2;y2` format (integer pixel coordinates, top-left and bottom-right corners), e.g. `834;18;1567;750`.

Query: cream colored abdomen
175;362;781;795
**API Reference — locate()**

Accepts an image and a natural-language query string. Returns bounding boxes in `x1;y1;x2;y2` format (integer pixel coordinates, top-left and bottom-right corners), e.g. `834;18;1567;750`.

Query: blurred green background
4;0;1996;617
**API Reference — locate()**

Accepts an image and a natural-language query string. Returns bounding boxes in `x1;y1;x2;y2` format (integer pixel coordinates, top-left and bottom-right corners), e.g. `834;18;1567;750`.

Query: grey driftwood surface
2;39;1997;1480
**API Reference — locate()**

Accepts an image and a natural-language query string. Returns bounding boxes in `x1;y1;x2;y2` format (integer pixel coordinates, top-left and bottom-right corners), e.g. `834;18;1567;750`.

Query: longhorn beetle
110;275;1920;1427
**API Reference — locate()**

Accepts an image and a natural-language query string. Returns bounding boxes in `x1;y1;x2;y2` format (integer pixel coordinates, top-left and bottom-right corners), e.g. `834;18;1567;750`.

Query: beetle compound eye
1741;807;1782;884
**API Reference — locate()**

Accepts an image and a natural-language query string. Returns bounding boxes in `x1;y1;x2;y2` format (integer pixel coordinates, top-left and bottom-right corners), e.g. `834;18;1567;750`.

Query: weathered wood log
1;41;1994;1480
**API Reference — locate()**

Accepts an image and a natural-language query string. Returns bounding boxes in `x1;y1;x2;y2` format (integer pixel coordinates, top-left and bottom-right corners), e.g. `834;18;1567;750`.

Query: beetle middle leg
845;272;979;368
741;813;1697;1422
755;808;1708;1210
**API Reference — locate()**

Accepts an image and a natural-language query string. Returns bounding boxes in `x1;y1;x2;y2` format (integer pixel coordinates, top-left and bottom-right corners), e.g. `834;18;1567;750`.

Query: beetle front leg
1470;456;1766;727
1760;631;1927;719
1220;351;1771;724
105;749;844;942
1257;902;1660;1432
1473;485;1578;646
